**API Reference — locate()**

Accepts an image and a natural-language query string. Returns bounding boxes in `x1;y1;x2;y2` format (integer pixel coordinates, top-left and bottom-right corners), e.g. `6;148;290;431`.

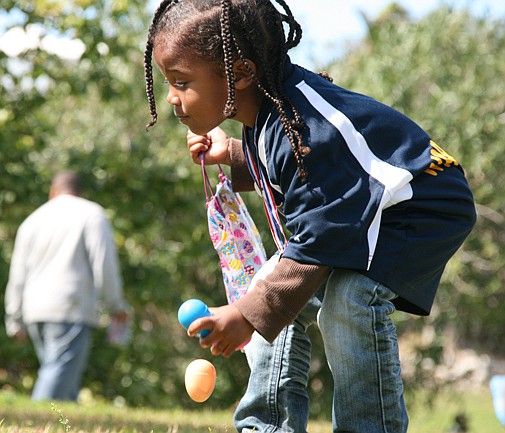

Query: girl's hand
187;127;232;166
187;303;254;358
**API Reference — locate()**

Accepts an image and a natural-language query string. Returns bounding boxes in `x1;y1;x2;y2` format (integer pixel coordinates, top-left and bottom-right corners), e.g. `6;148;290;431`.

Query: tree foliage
0;0;259;410
1;0;504;419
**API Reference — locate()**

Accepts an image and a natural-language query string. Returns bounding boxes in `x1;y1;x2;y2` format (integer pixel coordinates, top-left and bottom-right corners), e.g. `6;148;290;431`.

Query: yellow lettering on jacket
424;140;460;176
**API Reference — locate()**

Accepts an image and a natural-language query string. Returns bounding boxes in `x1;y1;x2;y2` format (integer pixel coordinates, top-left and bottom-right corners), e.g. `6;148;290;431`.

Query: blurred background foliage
1;0;504;420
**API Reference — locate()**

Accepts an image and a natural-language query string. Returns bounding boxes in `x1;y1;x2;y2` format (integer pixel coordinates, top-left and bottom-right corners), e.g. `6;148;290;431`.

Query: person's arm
85;210;129;315
229;137;255;192
187;257;331;355
233;257;331;343
5;226;28;339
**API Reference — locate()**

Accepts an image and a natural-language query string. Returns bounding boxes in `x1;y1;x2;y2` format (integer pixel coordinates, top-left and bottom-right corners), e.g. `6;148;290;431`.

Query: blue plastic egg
178;299;211;338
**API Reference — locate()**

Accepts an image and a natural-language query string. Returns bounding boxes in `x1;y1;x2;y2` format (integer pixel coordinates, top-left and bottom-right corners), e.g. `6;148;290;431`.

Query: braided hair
144;0;316;181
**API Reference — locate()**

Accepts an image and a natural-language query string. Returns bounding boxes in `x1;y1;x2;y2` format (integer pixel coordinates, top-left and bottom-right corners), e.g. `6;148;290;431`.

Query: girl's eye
163;79;185;89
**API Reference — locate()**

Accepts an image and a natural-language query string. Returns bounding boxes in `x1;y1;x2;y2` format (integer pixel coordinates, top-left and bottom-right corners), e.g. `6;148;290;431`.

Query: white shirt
5;194;128;336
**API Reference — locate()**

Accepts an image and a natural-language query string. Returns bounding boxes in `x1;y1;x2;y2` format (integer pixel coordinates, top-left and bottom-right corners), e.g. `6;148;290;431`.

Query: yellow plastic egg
184;359;217;402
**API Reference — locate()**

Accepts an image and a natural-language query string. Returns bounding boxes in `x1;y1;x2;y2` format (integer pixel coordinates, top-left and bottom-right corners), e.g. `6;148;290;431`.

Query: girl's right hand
187;127;232;166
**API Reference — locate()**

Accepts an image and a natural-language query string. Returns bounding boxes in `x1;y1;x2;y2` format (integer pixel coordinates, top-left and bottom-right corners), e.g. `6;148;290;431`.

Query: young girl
144;1;476;432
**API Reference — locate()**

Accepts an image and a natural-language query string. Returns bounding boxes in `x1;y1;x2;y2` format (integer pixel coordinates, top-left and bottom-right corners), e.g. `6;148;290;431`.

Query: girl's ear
233;59;256;90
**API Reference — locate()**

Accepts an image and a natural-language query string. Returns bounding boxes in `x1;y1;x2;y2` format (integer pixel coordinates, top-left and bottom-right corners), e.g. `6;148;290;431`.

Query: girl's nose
167;90;180;106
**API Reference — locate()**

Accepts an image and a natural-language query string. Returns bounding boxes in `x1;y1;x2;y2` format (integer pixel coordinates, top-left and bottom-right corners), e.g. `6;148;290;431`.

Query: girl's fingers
210;341;232;357
188;316;213;338
187;135;210;163
187;134;209;146
189;145;207;163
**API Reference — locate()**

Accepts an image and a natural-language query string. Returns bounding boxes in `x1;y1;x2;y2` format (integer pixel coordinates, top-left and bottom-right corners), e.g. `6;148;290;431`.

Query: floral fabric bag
201;156;267;304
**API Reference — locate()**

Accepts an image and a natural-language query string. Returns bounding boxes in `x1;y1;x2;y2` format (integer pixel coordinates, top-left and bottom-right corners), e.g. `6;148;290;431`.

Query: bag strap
200;153;230;217
243;129;287;253
199;153;214;203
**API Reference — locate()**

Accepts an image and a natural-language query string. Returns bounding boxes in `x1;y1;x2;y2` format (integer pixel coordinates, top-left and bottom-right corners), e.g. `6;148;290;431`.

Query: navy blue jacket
243;59;476;316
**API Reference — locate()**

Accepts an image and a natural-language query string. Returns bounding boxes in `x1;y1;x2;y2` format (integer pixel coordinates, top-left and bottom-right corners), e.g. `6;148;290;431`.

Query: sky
285;0;505;67
1;0;505;66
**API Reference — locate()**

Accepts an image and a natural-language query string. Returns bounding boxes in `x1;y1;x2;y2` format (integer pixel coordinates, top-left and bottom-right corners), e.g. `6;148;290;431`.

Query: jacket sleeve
229;138;255;192
233;257;331;342
4;225;28;336
84;210;129;314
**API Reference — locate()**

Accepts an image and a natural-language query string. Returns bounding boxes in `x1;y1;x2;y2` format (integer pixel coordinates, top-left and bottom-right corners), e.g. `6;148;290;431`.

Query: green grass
406;386;504;433
0;388;503;432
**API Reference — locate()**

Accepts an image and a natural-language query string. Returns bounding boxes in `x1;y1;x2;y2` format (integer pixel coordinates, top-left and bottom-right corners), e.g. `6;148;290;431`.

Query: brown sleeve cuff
234;258;331;343
229;138;255;192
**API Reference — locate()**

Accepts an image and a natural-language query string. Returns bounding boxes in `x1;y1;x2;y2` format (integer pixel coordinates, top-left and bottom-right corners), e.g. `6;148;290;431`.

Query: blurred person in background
4;170;130;401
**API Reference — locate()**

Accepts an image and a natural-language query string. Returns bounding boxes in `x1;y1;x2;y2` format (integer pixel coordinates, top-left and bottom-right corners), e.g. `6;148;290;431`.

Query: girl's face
153;41;229;135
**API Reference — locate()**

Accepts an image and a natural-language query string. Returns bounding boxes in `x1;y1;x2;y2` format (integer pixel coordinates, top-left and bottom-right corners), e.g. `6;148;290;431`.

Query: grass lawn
0;388;503;432
406;386;505;433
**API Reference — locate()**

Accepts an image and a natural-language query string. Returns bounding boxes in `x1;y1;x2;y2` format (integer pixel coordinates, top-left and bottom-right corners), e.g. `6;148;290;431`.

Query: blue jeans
27;322;91;401
234;268;408;433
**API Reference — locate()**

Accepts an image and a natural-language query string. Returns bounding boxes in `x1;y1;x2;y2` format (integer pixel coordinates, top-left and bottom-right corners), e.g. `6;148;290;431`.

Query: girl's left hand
187;127;232;166
187;303;254;358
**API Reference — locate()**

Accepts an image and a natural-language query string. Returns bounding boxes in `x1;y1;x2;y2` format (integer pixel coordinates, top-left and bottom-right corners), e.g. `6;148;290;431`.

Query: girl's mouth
174;110;189;121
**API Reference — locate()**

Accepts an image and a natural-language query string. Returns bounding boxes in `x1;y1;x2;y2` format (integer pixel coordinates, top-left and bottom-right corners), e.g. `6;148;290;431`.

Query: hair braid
223;0;309;180
220;0;238;118
144;0;177;131
247;77;309;181
272;0;302;49
254;0;309;180
247;42;308;180
270;0;308;177
271;0;309;180
318;71;334;82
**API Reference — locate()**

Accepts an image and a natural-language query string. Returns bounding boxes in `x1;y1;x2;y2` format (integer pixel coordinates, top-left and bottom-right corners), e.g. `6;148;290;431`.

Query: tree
0;0;260;408
1;1;504;420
